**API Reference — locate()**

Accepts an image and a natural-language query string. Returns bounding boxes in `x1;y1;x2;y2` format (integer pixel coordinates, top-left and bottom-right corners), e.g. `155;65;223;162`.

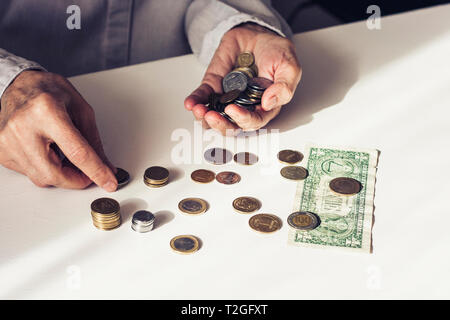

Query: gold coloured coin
216;171;241;185
329;177;362;195
91;198;120;214
170;235;200;254
178;198;208;215
280;166;308;180
277;150;304;164
233;152;259;165
191;169;215;184
249;214;282;233
232;197;261;214
237;52;255;68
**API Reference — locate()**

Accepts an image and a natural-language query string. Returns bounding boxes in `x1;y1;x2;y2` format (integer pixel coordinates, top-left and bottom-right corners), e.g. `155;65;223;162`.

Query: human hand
184;23;302;135
0;70;117;191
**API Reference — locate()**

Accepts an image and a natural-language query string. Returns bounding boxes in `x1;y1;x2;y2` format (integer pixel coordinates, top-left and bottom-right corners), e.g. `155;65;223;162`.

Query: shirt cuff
0;50;46;99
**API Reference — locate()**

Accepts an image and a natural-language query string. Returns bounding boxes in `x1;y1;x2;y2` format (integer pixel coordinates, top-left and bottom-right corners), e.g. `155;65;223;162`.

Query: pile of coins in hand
143;166;169;188
90;198;121;230
206;52;273;123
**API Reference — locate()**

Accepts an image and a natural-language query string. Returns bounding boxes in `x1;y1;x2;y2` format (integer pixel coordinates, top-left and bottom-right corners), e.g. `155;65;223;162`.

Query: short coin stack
131;210;155;233
90;198;121;231
206;52;273;123
144;166;169;188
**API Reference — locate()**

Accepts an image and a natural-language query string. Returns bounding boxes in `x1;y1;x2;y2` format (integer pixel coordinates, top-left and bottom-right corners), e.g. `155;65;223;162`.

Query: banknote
288;144;379;253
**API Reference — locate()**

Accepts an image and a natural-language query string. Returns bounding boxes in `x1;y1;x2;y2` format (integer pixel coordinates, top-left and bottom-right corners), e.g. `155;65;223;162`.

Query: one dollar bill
288;144;379;253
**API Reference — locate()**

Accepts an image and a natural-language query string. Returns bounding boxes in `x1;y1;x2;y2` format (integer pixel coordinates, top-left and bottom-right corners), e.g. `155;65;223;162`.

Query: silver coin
287;212;320;231
131;210;155;232
223;71;248;93
204;148;233;165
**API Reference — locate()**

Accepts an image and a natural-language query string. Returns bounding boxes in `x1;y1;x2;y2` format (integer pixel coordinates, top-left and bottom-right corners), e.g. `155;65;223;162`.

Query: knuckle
90;165;109;185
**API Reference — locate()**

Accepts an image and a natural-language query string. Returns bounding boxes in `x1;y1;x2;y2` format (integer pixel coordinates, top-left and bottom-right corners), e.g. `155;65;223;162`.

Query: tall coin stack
90;198;121;231
206;52;273;123
143;166;169;188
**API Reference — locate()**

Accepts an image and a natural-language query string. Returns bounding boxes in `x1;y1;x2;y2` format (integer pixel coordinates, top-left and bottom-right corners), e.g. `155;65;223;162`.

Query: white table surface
1;5;450;299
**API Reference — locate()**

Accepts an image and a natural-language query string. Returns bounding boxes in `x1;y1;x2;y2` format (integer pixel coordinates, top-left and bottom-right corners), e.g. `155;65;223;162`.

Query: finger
184;83;215;110
48;116;117;192
1;159;25;175
262;60;302;111
192;104;211;129
204;110;239;136
225;104;281;131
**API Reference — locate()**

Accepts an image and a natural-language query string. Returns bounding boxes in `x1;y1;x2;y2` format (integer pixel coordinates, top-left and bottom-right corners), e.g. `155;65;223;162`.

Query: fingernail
265;96;278;110
103;180;117;192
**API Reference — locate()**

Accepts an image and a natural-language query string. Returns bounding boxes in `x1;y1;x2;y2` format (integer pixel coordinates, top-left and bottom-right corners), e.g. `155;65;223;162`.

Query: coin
232;197;261;214
178;198;208;215
280;166;308;180
219;89;240;104
91;198;120;215
115;167;130;189
216;171;241;185
249;214;282;233
144;166;169;182
204;148;233;165
277;150;304;164
234;66;256;78
170;235;200;254
248;77;273;91
233;152;259;165
191;169;215;183
237;52;255;68
131;210;155;233
329;177;362;195
287;212;320;230
223;71;248;93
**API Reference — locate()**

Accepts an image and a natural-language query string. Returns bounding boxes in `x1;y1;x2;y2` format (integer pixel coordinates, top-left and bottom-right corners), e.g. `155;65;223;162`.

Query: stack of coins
131;210;155;233
143;166;169;188
90;198;121;231
206;52;273;123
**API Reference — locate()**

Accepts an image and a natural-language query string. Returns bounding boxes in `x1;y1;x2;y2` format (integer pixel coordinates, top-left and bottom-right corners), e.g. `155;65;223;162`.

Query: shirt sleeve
0;49;46;100
185;0;292;65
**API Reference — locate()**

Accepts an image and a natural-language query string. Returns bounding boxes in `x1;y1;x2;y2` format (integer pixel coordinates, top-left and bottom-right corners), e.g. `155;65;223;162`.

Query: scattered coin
249;214;282;233
131;210;155;233
191;169;215;184
237;52;255;68
204;148;233;165
178;198;208;215
233;152;259;165
216;171;241;185
90;198;121;231
278;150;304;164
115;167;130;189
219;89;241;104
144;166;169;187
280;166;308;180
287;212;321;230
329;177;362;195
232;197;261;214
170;235;200;254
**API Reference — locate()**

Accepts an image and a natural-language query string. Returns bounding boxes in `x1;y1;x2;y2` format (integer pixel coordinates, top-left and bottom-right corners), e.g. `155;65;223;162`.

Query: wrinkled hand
185;23;302;135
0;70;117;191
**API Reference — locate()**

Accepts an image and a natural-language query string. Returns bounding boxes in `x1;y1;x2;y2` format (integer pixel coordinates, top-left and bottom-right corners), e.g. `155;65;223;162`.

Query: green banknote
288;144;379;253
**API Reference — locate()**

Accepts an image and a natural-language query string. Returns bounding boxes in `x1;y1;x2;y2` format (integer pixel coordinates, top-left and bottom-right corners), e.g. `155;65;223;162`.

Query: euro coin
277;149;304;164
144;166;169;182
131;210;155;233
287;212;320;230
223;71;248;93
233;152;259;165
329;177;362;195
232;196;261;214
280;166;308;180
178;198;208;215
204;148;233;165
216;171;241;185
237;52;255;68
249;214;282;233
191;169;215;183
90;198;121;230
248;77;273;91
170;235;200;254
91;198;120;215
115;167;130;189
219;89;240;104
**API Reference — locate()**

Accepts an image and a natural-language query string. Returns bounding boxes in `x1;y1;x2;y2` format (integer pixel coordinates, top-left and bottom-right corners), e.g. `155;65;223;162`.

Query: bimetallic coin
233;152;259;165
277;150;304;164
170;235;200;254
178;198;208;215
216;171;241;185
329;177;362;195
191;169;215;184
223;71;248;93
204;148;233;165
248;77;273;91
91;198;120;215
249;214;282;233
280;166;308;180
219;89;240;104
287;212;320;230
115;167;130;189
232;197;261;214
237;52;255;68
144;166;169;182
